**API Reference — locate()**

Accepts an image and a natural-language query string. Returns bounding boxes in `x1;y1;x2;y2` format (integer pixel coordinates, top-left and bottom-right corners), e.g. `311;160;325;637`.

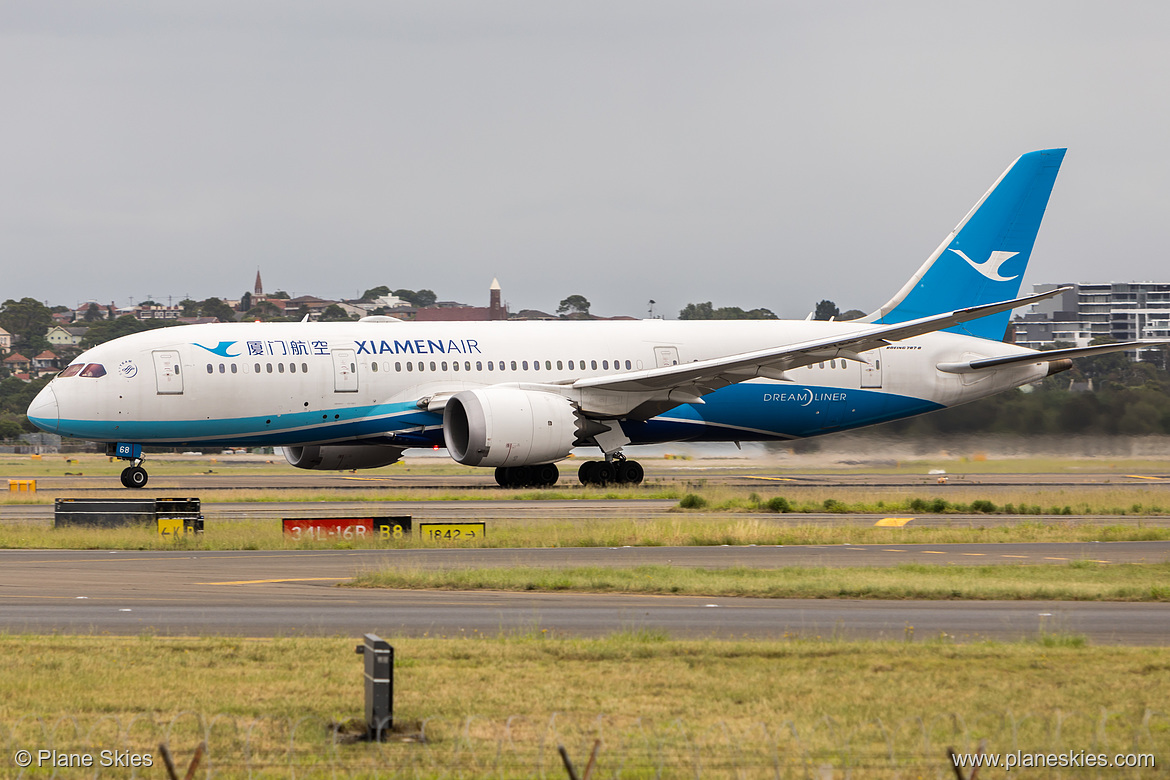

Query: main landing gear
495;463;560;488
578;455;644;486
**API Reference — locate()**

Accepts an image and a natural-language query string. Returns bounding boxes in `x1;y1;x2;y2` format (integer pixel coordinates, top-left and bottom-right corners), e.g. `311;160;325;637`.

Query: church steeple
254;269;264;296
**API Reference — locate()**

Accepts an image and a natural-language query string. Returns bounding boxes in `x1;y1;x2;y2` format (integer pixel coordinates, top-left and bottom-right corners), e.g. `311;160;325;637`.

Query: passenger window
510;361;517;370
231;364;238;374
591;360;597;370
219;363;225;374
625;360;631;370
278;363;285;373
602;360;609;370
370;362;377;372
395;362;402;372
59;365;83;377
255;363;261;373
465;361;471;371
487;361;493;371
567;360;573;370
80;363;106;378
452;361;459;372
429;361;436;371
478;361;484;371
545;360;552;370
830;360;836;369
522;360;529;370
819;362;825;369
302;363;308;373
266;363;273;373
290;363;297;373
441;361;448;371
556;360;563;370
206;364;213;374
406;362;413;372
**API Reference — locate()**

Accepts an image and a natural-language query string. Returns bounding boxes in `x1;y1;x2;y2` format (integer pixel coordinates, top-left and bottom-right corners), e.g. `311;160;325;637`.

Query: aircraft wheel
535;463;559;487
593;461;614;486
123;466;148;489
618;460;644;485
578;461;597;485
494;467;512;488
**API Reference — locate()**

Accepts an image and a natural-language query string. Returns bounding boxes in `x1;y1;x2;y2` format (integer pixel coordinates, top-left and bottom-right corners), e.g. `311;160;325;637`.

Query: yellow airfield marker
873;517;913;527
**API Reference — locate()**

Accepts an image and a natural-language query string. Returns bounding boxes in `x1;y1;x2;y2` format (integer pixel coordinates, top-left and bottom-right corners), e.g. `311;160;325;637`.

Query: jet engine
442;388;579;467
282;444;405;471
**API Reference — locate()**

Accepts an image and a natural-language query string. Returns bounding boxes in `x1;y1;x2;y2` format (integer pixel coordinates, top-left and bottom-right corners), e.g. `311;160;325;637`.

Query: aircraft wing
936;340;1170;373
572;287;1069;400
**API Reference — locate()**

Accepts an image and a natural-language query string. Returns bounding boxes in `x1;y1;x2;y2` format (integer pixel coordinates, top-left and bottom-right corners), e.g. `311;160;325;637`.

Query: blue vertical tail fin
865;148;1066;340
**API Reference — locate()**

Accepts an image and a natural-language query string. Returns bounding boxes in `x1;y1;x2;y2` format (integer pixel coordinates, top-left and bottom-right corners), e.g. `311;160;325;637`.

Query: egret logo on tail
949;249;1020;282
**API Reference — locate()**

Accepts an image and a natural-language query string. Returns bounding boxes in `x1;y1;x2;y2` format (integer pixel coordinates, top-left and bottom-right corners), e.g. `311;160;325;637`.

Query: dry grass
2;514;1170;552
1;634;1165;777
349;561;1170;601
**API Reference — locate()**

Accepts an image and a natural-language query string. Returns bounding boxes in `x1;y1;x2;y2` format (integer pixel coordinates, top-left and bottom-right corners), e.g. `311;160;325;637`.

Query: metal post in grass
356;633;393;740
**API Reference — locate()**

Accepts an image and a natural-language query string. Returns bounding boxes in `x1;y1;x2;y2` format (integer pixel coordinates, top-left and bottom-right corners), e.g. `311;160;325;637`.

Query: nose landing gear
120;465;149;489
107;442;149;489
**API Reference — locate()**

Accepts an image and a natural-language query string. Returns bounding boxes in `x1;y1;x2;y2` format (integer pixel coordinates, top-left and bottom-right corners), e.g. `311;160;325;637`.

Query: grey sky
3;1;1169;318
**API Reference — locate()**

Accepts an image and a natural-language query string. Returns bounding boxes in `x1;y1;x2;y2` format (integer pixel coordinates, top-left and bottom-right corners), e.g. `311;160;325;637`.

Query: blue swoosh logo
193;341;241;358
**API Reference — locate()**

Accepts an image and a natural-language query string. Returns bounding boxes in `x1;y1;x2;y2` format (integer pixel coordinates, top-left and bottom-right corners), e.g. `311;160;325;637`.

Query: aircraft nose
26;385;59;432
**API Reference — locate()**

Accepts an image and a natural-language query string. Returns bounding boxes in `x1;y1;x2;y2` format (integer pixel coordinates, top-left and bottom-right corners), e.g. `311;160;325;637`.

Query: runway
1;544;1168;643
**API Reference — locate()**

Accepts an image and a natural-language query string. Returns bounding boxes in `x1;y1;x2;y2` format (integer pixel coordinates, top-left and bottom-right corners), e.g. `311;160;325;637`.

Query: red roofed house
33;351;60;376
3;353;31;377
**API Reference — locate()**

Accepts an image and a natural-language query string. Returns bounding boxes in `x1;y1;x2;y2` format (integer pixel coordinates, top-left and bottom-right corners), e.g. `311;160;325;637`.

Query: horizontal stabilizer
575;287;1069;402
936;340;1170;374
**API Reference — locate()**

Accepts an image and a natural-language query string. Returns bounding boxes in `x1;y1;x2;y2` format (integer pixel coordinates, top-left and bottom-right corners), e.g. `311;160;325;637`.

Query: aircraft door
861;348;883;389
654;346;680;367
332;349;358;392
152;350;183;395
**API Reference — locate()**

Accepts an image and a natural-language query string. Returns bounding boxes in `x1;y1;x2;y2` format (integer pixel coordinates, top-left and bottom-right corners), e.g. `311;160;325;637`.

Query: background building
1013;282;1170;362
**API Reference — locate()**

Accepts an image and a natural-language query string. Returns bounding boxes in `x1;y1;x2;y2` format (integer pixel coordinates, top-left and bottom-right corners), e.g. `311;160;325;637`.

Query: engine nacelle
443;388;579;467
282;444;405;471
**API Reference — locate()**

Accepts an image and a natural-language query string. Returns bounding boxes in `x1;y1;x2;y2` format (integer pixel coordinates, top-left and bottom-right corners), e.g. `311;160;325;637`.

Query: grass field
349;561;1170;602
1;634;1165;777
2;515;1170;552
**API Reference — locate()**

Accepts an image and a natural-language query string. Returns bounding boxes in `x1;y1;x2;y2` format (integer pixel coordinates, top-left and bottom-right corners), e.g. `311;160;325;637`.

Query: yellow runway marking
198;577;349;585
962;553;986;556
745;476;799;482
874;517;913;527
1125;475;1164;480
921;551;946;554
1001;555;1028;558
1044;557;1069;561
882;549;907;552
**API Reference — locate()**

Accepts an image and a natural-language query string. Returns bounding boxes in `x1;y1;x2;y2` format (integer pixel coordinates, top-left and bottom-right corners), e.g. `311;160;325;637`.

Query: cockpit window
59;364;84;378
79;363;107;378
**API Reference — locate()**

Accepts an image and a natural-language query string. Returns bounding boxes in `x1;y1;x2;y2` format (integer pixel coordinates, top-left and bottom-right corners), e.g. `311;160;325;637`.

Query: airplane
26;148;1162;489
